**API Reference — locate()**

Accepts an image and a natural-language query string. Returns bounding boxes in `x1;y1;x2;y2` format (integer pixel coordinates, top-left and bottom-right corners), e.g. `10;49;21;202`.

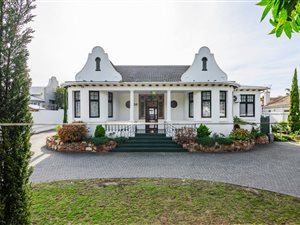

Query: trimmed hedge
58;123;87;143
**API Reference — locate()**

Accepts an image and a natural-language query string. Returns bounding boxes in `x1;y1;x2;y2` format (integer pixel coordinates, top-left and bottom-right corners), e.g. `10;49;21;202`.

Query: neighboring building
30;76;59;110
62;46;268;136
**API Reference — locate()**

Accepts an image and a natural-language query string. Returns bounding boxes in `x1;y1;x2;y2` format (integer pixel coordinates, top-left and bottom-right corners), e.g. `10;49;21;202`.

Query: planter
46;137;117;153
255;135;269;144
182;139;255;153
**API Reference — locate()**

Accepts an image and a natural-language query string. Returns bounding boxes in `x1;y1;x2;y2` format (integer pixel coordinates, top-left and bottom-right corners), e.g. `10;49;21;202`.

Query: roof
265;96;290;108
113;65;189;82
30;95;45;102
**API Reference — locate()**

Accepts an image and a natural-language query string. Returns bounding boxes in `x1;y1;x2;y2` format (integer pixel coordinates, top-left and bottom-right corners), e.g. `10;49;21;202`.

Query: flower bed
181;139;255;153
46;136;117;153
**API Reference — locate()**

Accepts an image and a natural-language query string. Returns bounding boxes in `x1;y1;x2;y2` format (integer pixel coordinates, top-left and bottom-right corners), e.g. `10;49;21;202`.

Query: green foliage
0;1;36;224
55;87;65;109
233;116;256;126
94;125;105;138
288;69;300;132
197;124;211;138
215;137;234;145
54;124;62;132
251;126;266;138
63;88;68;123
257;0;300;38
83;137;110;145
272;121;290;133
58;123;87;143
196;136;216;146
273;132;295;142
229;129;253;141
114;137;129;144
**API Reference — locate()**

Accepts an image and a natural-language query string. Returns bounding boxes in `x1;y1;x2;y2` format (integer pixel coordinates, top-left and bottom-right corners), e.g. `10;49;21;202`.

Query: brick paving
30;131;300;198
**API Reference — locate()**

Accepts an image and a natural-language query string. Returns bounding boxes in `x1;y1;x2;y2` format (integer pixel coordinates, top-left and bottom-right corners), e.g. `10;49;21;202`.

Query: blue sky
28;0;300;96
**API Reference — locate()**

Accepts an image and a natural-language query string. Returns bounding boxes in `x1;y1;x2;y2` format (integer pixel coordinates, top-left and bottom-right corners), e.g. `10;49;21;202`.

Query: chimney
264;90;270;106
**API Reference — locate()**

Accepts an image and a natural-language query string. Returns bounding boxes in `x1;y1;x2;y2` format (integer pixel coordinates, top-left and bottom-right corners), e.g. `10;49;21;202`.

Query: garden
46;122;128;152
272;121;300;142
175;122;269;153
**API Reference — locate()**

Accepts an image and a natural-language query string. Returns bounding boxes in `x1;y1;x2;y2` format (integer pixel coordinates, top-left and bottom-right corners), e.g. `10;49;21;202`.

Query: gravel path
30;131;300;198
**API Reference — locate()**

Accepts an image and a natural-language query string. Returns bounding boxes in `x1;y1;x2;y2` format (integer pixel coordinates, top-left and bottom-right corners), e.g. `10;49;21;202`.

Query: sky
28;0;300;96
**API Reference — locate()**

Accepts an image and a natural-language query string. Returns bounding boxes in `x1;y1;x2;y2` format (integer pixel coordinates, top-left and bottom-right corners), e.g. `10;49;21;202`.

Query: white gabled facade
63;46;268;136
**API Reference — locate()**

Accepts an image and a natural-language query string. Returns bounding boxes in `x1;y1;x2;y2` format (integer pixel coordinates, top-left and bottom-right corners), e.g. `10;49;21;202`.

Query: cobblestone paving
30;131;300;198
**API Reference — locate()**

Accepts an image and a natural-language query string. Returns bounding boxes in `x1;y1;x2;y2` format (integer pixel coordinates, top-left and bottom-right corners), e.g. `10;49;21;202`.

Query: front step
112;133;187;152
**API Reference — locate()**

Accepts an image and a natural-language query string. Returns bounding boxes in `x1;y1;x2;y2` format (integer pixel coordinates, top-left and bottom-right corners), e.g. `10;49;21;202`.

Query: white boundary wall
32;109;64;133
262;112;288;123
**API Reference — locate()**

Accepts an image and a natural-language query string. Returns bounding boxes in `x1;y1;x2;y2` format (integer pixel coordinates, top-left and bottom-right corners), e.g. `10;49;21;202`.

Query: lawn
31;178;300;225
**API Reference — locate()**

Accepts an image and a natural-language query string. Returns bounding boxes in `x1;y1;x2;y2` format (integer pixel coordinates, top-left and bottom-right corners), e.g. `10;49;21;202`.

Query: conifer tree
288;68;300;132
63;88;68;123
0;0;35;224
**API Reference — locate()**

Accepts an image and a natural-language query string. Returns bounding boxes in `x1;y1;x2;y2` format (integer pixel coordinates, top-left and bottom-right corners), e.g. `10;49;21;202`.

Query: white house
30;76;59;110
63;46;268;137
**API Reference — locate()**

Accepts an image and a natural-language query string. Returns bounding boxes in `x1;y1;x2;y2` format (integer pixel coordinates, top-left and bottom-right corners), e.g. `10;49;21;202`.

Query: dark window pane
220;101;226;117
247;95;254;102
241;95;246;102
247;103;254;116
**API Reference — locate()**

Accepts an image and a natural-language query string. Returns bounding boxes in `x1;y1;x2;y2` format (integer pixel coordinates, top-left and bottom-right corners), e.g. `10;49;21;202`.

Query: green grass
31;178;300;225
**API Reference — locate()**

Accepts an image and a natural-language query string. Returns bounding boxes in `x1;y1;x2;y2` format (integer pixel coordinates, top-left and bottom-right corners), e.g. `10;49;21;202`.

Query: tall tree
257;0;300;38
55;86;65;109
63;87;68;123
0;0;35;224
288;68;300;132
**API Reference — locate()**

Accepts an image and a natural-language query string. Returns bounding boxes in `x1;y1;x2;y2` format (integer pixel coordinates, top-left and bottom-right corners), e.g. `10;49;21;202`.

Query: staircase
112;133;187;152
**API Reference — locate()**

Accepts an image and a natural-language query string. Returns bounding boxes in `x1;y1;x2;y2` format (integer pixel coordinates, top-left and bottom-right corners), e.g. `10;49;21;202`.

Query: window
108;92;113;118
201;91;211;118
74;91;80;118
188;92;193;118
220;91;227;118
240;94;255;117
202;57;208;71
89;91;99;118
95;57;101;71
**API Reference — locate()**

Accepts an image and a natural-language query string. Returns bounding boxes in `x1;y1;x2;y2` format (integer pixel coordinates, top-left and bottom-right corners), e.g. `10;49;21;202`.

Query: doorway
145;98;158;133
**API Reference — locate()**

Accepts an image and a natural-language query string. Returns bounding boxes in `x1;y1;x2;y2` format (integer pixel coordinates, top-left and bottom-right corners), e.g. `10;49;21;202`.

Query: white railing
105;123;136;138
164;121;198;139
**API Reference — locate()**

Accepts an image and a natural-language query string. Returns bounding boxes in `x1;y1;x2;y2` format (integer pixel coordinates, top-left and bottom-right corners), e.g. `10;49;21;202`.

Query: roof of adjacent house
113;65;190;82
265;96;290;108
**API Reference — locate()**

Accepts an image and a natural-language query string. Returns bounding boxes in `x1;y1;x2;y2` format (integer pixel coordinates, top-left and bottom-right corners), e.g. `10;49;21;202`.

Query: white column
80;88;89;122
130;90;134;122
194;91;201;121
67;88;72;123
212;89;220;122
100;91;108;122
166;90;171;121
227;89;233;122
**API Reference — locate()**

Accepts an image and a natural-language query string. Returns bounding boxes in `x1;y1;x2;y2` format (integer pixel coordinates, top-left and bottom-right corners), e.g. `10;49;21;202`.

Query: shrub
84;137;110;145
58;122;87;143
229;129;253;141
94;125;106;138
196;136;216;146
54;124;62;132
251;126;265;139
215;137;234;145
197;124;211;138
114;137;128;144
272;121;290;133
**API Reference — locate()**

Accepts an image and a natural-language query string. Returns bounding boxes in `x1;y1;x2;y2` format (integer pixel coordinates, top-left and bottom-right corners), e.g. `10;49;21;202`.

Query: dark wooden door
145;100;158;133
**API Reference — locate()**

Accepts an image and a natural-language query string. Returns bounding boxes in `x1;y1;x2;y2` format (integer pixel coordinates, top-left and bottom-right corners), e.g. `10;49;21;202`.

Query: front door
145;99;158;133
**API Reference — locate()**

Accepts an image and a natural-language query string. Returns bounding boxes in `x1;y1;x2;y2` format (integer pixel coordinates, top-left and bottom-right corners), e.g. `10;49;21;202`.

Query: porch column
212;89;220;122
166;90;171;121
130;90;134;122
194;91;201;121
100;91;108;122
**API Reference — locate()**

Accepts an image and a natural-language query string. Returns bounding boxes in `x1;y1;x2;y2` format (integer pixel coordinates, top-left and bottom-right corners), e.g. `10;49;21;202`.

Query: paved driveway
30;131;300;198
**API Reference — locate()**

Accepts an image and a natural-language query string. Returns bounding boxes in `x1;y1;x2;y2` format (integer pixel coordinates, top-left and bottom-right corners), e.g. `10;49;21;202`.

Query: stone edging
46;137;117;152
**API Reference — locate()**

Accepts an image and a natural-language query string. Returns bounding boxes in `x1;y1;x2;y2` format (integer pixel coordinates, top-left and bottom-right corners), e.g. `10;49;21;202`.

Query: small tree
55;86;65;109
288;68;300;132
